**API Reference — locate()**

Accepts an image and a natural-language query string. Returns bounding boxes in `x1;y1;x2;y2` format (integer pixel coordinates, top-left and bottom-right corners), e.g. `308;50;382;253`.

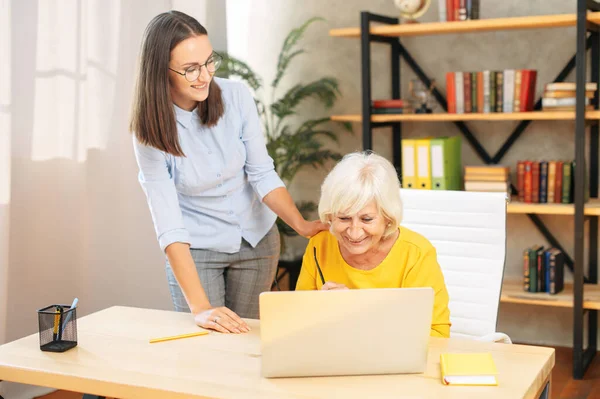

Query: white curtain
30;0;120;162
1;1;232;397
0;0;12;347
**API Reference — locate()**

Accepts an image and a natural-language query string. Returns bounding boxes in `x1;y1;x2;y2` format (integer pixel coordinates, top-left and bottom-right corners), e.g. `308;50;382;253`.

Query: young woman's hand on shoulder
297;220;329;238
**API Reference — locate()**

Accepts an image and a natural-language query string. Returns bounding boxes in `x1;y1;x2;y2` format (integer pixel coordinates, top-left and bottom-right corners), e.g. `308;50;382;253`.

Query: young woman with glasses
130;11;327;333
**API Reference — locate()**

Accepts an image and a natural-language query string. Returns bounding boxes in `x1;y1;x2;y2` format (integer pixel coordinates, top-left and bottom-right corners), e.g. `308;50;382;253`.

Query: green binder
430;136;462;190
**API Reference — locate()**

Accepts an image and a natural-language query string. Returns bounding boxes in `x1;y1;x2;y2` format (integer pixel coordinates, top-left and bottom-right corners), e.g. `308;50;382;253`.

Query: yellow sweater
296;227;451;338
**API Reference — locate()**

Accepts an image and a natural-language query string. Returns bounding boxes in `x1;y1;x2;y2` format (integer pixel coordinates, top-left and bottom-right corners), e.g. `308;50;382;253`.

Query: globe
393;0;431;23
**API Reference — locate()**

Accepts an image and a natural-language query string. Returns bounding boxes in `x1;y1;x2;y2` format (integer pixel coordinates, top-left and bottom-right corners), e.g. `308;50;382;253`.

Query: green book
430;136;462;191
496;71;503;113
471;72;477;113
528;245;543;293
562;162;572;203
489;71;496;113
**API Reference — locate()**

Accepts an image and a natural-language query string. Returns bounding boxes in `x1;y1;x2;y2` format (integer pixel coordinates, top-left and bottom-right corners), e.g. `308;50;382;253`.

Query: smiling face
330;200;389;257
168;35;214;111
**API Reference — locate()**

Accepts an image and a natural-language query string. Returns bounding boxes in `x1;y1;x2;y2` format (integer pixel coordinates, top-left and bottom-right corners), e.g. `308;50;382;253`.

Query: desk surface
0;306;554;399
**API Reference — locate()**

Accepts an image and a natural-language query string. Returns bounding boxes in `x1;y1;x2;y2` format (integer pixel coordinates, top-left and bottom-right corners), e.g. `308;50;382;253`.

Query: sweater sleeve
295;238;319;290
404;245;451;338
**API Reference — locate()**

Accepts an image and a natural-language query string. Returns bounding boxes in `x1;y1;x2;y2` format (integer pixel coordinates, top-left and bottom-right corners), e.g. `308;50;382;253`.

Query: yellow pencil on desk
149;330;209;344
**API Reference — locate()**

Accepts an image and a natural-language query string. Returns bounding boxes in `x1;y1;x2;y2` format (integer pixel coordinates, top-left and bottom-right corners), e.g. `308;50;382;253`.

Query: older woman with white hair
295;151;451;338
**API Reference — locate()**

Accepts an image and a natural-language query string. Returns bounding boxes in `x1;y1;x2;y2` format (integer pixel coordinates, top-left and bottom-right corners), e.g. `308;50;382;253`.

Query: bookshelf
331;110;600;122
331;3;598;379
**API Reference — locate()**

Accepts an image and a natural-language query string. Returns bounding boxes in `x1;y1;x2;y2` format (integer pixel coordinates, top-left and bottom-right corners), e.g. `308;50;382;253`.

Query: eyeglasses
169;52;223;82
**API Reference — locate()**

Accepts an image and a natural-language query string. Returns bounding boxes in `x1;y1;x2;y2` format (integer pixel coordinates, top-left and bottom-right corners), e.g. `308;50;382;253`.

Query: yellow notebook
440;353;498;386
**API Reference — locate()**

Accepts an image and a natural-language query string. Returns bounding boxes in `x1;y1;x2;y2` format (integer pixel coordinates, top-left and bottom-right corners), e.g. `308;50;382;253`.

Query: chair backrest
399;189;507;340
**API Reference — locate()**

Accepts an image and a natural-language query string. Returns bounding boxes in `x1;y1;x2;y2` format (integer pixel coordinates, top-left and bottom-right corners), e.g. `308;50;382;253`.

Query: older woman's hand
321;281;349;290
298;220;329;238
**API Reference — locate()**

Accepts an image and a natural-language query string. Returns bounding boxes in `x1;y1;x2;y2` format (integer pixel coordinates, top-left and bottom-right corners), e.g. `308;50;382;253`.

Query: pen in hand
313;247;326;286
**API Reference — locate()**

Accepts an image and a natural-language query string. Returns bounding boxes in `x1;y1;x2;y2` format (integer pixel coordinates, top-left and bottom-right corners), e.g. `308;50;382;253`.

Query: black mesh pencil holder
37;304;78;352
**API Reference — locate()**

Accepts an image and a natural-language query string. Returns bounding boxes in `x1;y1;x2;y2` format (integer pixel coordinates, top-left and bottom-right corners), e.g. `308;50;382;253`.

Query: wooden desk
0;306;554;399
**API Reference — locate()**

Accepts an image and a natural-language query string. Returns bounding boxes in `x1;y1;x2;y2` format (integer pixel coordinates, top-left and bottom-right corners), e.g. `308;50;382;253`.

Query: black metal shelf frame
358;1;598;379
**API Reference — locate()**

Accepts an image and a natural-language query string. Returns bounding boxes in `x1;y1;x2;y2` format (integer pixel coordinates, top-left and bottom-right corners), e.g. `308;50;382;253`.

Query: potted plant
216;17;351;287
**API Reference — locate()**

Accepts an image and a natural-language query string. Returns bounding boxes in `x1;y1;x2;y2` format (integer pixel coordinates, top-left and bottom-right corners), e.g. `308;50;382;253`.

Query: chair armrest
475;332;512;344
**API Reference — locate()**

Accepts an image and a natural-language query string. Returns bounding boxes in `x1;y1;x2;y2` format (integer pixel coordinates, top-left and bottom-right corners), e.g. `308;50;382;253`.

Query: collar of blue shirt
173;103;200;130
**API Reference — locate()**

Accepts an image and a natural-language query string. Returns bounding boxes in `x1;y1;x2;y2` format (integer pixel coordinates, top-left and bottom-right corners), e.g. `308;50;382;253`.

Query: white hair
318;151;403;238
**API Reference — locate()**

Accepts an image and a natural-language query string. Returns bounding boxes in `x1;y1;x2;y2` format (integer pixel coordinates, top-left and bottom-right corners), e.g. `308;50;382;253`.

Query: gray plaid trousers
165;224;280;319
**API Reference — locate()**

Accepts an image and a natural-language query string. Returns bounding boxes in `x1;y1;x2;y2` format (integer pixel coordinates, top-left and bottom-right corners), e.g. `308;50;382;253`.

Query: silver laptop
259;287;434;378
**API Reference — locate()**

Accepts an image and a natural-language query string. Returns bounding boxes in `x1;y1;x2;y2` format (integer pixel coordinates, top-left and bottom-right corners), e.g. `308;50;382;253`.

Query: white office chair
399;189;512;343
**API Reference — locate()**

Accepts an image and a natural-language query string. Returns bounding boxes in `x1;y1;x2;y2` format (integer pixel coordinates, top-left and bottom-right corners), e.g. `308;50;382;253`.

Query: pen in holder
37;304;78;352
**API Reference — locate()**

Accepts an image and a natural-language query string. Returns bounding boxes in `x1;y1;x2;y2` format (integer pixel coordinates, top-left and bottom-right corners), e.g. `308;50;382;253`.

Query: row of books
401;136;462;190
516;160;585;204
463;165;509;194
438;0;480;22
446;70;537;114
541;82;596;112
371;99;410;115
523;246;564;295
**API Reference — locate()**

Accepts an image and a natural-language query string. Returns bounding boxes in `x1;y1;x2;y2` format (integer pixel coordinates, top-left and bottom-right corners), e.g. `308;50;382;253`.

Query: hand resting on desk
194;307;250;334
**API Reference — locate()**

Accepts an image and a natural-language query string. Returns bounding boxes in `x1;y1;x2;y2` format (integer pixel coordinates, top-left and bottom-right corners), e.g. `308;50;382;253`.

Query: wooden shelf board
330;111;600;123
507;198;600;216
501;279;600;310
330;13;600;38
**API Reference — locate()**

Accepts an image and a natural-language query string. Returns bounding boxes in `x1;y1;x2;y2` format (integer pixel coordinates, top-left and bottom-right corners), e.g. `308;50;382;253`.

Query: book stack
446;70;537;114
523;246;564;295
463;165;510;193
516;160;587;204
371;99;412;115
438;0;480;22
541;82;597;112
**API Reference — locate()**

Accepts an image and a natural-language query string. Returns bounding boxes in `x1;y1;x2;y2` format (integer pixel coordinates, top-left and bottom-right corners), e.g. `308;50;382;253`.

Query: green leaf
297;200;318;215
276;218;297;237
272;17;324;89
340;121;354;133
271;77;340;120
215;52;262;91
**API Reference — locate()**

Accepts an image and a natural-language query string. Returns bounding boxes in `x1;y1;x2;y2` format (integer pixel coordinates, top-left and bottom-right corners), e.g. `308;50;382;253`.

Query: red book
373;99;405;108
464;72;471;113
446;72;456;113
531;161;540;203
524;161;533;203
446;0;454;21
520;70;538;111
454;0;460;21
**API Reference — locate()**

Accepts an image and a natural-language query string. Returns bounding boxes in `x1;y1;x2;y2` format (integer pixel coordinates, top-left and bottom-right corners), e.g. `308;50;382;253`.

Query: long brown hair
129;10;224;157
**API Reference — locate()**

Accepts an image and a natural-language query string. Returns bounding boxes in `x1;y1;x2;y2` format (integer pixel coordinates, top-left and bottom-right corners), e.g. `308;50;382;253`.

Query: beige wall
235;0;584;347
4;0;588;350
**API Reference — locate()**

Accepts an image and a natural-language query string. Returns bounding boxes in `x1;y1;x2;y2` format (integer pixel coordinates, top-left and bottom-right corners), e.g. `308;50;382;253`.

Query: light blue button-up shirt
133;77;285;253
